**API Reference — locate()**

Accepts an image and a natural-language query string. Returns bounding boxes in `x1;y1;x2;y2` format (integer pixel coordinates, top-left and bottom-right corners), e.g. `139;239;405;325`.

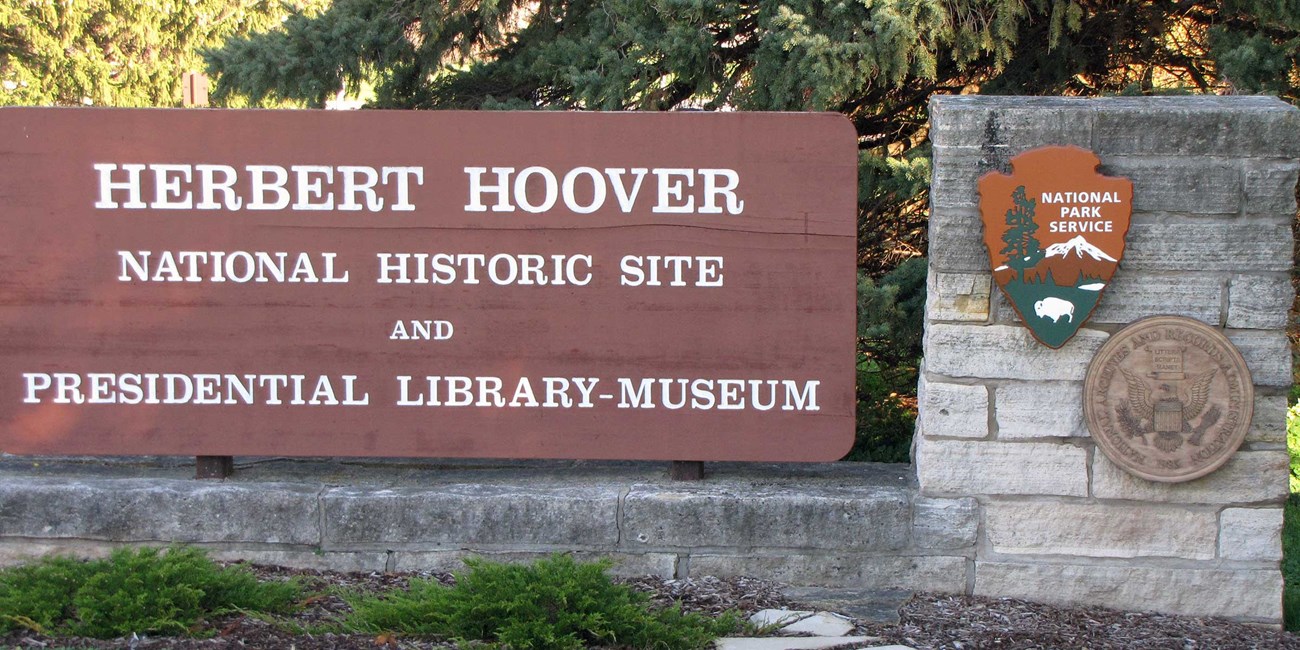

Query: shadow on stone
781;586;913;625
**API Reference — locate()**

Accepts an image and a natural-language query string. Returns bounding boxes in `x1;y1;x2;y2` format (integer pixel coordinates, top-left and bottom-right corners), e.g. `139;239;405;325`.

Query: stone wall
0;457;977;594
920;95;1298;622
1;96;1294;626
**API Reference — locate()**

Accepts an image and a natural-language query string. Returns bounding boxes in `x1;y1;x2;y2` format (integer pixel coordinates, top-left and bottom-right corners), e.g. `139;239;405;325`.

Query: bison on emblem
1034;297;1075;323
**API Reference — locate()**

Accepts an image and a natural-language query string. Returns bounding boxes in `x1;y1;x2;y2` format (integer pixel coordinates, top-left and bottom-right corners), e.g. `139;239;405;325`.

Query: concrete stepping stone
779;611;856;636
714;636;883;650
748;609;814;628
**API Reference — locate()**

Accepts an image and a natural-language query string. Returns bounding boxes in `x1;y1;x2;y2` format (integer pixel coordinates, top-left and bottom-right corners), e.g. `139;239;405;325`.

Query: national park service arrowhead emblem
978;146;1133;348
1083;316;1253;483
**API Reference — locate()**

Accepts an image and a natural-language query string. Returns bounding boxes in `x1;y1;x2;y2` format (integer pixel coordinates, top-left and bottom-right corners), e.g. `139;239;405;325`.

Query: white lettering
94;163;147;209
150;164;193;209
561;167;606;214
514;166;558;213
653;168;694;213
698;169;744;214
246;165;291;210
382;166;422;211
195;164;242;210
292;166;334;210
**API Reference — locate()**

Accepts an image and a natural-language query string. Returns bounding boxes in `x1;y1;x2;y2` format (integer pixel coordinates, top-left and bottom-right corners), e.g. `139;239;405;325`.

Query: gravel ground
3;566;1297;649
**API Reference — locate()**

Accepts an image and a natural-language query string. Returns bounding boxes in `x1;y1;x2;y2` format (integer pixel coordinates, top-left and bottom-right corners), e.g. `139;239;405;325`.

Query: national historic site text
113;250;725;288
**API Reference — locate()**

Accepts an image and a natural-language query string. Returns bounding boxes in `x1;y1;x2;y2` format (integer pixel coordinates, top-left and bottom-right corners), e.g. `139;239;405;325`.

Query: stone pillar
920;96;1297;622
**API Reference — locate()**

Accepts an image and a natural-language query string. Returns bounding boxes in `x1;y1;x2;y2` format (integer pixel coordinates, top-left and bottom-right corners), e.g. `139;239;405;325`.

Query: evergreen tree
0;0;328;107
205;0;1300;273
1000;186;1043;283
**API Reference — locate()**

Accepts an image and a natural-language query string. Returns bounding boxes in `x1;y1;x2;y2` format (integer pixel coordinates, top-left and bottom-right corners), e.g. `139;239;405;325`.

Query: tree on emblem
1000;185;1044;282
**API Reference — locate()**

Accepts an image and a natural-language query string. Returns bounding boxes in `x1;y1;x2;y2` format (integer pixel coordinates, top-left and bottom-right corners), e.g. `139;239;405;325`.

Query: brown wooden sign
979;146;1133;348
0;108;858;461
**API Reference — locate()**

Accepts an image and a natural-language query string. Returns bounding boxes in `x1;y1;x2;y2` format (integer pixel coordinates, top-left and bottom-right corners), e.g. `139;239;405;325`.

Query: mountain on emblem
1045;235;1117;262
978;146;1133;348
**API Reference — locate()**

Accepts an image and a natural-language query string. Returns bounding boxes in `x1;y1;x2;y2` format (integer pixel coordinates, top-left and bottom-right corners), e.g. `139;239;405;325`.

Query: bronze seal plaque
1084;316;1253;482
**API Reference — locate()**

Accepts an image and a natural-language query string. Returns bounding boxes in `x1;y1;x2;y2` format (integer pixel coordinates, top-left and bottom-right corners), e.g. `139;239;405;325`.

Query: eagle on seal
1117;367;1219;452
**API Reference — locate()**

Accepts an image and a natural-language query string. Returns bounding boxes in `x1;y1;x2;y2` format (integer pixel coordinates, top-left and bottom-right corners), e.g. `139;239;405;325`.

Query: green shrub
848;257;926;463
344;554;741;649
857;257;926;369
0;555;93;634
1286;495;1300;631
843;353;916;463
1289;401;1300;493
1284;385;1300;629
0;546;299;638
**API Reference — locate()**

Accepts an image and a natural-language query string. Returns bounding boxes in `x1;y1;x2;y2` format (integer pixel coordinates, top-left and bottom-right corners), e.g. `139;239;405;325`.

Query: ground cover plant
0;546;299;639
1287;492;1300;630
341;554;742;649
4;560;1300;649
1286;395;1300;630
0;551;743;649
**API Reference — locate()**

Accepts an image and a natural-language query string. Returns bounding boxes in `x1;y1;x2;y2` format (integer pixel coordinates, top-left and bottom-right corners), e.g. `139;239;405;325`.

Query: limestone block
1091;450;1288;505
927;209;988;272
995;381;1088;439
1248;394;1288;444
975;561;1282;622
1088;273;1223;326
1124;222;1292;273
320;483;620;548
985;501;1217;560
0;540;119;566
1220;508;1284;562
930;96;1096;149
205;549;388;573
930;147;1010;210
1244;162;1300;216
916;437;1088;497
1092;96;1300;158
918;376;988;439
927;271;992;322
924;323;1109;382
993;272;1223;327
912;497;979;550
1098;158;1240;214
1226;330;1292;388
688;553;968;593
0;478;320;545
1;543;367;573
393;550;677;578
1228;275;1294;330
620;482;910;551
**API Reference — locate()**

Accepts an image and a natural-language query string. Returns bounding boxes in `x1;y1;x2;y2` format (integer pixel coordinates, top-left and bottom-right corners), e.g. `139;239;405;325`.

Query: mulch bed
3;565;1297;649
